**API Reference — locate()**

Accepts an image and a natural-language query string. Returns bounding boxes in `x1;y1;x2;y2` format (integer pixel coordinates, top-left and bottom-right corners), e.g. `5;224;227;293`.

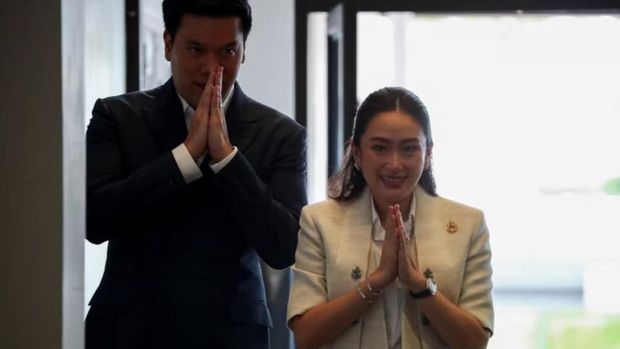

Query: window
306;11;620;348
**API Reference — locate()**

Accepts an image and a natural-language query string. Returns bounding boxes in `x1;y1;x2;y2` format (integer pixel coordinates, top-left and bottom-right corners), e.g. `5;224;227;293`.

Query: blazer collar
144;79;261;154
335;188;389;348
336;186;435;279
334;186;438;349
144;78;187;152
412;186;435;270
226;82;262;154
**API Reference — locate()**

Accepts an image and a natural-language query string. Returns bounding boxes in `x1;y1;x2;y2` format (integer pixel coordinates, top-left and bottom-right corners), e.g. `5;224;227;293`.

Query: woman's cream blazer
288;187;494;349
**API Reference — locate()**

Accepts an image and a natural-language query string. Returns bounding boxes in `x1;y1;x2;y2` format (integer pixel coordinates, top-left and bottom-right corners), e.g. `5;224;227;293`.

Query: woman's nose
385;151;403;169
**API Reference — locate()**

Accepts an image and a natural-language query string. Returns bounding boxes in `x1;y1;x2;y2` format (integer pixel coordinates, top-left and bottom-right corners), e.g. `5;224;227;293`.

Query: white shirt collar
370;191;416;241
176;84;235;118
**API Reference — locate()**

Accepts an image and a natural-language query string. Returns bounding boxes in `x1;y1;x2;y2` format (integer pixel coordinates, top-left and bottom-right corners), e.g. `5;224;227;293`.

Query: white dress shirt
370;193;417;349
171;86;236;183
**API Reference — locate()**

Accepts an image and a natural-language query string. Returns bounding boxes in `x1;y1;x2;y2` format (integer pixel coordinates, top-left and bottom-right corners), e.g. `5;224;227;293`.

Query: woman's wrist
355;279;381;304
407;273;428;293
368;270;390;293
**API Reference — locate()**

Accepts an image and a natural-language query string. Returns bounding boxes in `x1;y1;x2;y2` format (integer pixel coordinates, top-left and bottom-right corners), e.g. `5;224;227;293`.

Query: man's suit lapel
144;79;188;152
143;81;260;154
226;83;261;154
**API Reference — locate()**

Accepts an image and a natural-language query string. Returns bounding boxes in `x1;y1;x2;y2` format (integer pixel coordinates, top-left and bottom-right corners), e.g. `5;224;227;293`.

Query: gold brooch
351;266;362;281
447;220;458;233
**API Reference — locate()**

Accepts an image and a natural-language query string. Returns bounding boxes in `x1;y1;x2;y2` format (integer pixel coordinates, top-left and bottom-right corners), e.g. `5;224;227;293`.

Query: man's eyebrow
184;39;203;45
368;136;420;143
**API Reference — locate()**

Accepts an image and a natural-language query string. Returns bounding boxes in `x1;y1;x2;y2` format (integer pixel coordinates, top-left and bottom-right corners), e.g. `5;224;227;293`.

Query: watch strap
409;288;432;299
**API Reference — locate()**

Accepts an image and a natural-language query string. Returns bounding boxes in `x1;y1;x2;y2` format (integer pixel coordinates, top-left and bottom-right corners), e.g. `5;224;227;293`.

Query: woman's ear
424;144;434;170
351;143;361;168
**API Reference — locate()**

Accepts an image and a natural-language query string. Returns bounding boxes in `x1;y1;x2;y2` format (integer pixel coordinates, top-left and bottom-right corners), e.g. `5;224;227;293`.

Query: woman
287;87;493;349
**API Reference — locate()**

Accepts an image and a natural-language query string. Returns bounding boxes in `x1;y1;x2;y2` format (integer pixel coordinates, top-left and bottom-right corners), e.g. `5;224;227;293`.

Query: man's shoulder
237;91;303;132
98;83;167;111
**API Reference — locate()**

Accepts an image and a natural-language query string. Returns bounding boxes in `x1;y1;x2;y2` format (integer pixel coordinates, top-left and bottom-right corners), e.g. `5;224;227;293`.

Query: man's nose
200;53;220;74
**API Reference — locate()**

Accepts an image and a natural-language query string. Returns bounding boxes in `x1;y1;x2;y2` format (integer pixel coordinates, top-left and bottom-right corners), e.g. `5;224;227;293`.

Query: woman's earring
424;159;431;171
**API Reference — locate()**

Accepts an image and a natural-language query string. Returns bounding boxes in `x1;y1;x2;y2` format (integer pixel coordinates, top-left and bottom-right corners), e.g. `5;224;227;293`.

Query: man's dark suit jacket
85;79;306;346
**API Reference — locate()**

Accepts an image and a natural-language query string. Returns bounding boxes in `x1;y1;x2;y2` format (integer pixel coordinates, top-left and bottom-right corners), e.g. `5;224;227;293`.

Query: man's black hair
162;0;252;41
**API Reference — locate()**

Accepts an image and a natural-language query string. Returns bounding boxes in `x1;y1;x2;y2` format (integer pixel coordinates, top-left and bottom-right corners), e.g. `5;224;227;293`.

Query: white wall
83;0;126;315
239;0;295;117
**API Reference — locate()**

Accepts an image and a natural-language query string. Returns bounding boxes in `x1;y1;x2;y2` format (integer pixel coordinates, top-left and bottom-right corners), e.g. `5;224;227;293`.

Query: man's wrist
210;144;234;162
183;140;202;161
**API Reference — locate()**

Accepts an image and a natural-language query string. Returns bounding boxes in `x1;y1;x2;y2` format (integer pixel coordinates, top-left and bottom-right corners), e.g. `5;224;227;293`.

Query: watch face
427;278;438;295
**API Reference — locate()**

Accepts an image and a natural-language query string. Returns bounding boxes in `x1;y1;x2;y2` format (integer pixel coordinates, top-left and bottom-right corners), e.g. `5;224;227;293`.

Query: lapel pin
351;266;362;281
447;220;458;233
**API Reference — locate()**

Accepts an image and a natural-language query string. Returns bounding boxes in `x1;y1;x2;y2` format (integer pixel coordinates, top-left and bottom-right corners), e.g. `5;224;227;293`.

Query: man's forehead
178;16;242;39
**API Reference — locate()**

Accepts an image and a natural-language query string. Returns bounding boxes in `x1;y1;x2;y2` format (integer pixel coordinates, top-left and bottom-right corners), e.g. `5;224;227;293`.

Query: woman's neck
375;194;412;226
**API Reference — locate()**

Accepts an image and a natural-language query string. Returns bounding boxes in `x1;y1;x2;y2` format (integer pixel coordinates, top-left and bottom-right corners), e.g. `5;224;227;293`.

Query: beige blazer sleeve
287;204;329;323
458;213;494;333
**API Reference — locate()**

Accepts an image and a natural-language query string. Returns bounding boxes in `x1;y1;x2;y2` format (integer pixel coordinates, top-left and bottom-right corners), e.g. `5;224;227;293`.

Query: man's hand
183;68;216;161
207;66;234;162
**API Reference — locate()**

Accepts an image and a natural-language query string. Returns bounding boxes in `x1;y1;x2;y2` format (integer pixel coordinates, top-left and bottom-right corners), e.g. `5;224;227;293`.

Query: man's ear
164;31;173;62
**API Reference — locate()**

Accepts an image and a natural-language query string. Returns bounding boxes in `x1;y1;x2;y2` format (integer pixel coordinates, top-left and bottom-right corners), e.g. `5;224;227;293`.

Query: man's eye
188;46;202;53
223;48;236;56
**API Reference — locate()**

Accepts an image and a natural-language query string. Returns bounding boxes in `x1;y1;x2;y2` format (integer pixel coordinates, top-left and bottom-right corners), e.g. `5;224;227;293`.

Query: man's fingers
197;69;216;113
209;67;224;124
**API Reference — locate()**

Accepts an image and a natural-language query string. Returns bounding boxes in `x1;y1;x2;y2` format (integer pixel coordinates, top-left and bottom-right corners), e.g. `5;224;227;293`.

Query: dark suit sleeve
86;98;187;244
216;126;307;270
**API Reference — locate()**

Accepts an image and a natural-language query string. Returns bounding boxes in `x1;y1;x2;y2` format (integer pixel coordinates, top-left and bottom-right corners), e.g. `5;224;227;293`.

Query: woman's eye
371;145;387;152
403;145;419;153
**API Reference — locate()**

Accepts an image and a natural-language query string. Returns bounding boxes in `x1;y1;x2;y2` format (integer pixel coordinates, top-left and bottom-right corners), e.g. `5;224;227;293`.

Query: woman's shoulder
302;198;348;216
419;188;484;219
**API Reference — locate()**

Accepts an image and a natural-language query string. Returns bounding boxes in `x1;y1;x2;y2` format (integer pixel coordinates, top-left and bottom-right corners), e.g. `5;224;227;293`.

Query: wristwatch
409;277;438;299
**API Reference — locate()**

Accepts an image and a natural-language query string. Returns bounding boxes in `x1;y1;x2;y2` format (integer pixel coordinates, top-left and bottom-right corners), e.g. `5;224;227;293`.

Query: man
85;1;307;348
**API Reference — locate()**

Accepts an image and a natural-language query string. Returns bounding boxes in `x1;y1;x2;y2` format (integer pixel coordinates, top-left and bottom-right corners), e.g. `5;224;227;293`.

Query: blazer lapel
226;84;261;154
402;186;436;349
333;189;373;295
412;186;436;273
332;189;388;349
144;79;188;152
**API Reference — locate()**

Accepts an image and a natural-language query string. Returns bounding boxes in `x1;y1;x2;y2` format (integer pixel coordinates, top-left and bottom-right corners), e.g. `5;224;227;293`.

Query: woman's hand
393;206;426;292
368;205;400;291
